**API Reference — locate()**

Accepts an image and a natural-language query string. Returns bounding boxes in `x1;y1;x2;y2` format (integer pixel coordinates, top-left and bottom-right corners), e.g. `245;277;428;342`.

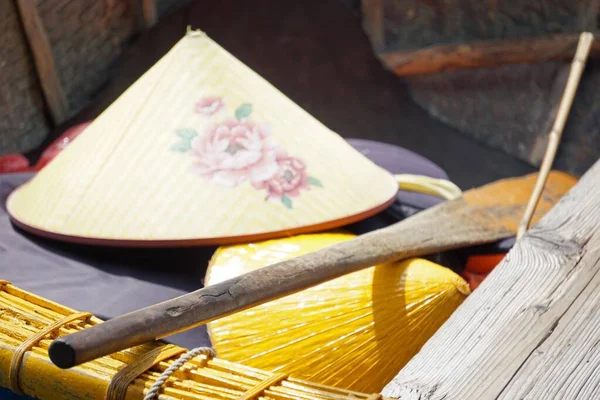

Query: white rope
144;347;216;400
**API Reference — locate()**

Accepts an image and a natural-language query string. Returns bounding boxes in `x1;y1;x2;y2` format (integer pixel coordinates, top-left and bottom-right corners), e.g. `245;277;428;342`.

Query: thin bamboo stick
516;32;595;240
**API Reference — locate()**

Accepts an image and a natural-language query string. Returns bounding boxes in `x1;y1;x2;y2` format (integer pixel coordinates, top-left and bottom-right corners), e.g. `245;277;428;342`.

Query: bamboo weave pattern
0;280;390;399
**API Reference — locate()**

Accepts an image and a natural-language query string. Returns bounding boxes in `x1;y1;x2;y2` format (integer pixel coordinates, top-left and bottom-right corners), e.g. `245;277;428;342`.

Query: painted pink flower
253;152;310;199
195;96;225;116
190;119;281;187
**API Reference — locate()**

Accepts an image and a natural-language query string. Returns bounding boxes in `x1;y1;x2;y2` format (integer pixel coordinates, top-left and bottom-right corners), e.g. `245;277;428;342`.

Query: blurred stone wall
0;0;190;156
0;1;49;155
366;0;600;176
35;0;138;116
157;0;194;17
381;0;585;51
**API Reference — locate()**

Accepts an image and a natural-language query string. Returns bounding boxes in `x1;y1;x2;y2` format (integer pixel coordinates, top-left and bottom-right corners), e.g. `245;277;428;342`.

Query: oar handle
49;201;488;369
47;172;576;368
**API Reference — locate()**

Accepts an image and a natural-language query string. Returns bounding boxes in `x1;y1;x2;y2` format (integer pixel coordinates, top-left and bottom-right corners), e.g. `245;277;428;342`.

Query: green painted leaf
176;128;198;140
170;140;191;152
281;195;293;209
308;176;323;187
235;103;253;120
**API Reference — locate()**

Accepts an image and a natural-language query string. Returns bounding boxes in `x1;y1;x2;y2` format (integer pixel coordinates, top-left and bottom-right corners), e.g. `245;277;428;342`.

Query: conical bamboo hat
7;30;397;247
206;231;470;393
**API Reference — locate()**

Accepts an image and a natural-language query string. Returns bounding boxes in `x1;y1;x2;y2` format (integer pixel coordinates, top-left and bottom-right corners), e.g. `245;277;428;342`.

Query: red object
34;121;92;171
464;254;506;275
462;253;506;291
0;154;31;174
462;270;488;291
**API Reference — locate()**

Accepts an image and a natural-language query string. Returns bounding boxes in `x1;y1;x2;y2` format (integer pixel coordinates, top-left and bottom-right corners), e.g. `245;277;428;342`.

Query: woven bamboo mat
0;280;390;400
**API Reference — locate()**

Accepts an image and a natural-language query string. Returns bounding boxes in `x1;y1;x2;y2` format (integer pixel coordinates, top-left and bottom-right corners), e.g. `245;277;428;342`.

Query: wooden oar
49;171;576;369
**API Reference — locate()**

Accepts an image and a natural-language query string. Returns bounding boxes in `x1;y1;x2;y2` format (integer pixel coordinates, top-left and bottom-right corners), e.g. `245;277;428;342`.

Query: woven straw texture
0;280;389;400
7;31;397;246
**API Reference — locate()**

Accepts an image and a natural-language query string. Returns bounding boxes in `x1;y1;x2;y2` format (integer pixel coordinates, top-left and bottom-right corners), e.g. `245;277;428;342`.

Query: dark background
29;0;535;190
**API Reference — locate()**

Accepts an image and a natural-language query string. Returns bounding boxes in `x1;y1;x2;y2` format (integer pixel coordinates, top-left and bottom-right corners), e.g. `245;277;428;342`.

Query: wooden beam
379;33;600;76
382;158;600;399
15;0;69;125
361;0;385;52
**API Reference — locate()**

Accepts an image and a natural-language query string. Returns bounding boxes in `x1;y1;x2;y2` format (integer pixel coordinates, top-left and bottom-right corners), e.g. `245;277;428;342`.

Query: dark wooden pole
48;172;576;369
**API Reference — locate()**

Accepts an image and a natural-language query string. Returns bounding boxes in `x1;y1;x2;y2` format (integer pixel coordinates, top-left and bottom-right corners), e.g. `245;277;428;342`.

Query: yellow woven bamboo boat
0;280;390;400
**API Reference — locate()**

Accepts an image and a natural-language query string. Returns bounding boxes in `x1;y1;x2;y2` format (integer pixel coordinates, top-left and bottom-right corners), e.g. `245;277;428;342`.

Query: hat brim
6;185;396;247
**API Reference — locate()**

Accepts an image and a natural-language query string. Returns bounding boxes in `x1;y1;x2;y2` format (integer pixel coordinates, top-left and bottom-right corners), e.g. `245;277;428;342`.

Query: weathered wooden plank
382;158;600;399
499;245;600;398
15;0;69;125
379;33;600;77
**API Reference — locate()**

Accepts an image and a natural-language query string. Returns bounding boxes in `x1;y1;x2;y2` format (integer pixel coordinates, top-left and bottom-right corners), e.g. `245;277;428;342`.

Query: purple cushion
345;138;451;234
346;138;449;209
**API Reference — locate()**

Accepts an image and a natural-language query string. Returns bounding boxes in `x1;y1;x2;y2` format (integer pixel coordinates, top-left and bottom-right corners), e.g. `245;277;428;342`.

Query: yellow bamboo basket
0;280;391;400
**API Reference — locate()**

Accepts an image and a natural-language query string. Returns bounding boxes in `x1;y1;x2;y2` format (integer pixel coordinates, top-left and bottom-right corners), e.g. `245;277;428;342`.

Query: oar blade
463;171;577;233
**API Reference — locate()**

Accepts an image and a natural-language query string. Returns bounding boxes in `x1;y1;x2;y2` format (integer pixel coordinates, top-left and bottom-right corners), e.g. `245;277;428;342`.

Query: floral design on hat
171;97;323;209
